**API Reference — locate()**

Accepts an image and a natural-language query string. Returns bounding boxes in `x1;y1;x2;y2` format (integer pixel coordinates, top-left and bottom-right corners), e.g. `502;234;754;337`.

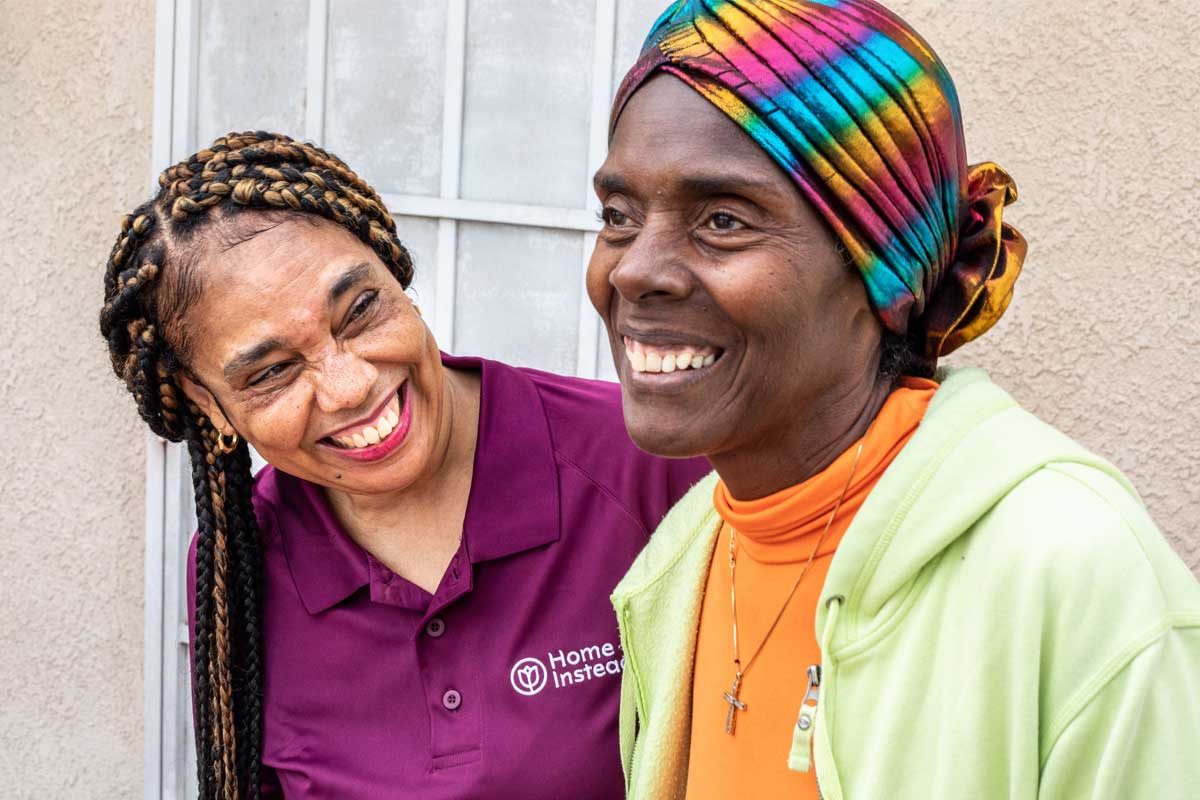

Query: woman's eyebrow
593;170;780;199
593;171;628;195
329;262;372;305
221;263;373;382
223;338;285;381
677;173;781;198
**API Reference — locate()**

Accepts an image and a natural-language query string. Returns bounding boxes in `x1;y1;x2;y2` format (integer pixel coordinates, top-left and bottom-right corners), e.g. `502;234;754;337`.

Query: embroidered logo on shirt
509;657;549;696
509;642;624;697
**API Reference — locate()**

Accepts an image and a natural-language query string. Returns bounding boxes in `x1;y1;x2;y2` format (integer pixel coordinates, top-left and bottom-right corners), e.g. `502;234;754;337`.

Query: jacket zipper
788;664;822;775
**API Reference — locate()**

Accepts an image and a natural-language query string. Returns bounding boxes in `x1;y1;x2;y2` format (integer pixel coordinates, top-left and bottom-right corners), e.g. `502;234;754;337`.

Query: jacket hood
813;367;1133;647
612;368;1134;650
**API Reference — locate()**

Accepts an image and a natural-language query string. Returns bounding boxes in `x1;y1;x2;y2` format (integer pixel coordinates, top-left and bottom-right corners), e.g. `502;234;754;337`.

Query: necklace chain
723;438;865;735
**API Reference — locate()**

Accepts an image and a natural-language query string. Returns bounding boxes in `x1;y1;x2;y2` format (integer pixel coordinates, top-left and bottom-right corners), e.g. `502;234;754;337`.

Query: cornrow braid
99;132;415;799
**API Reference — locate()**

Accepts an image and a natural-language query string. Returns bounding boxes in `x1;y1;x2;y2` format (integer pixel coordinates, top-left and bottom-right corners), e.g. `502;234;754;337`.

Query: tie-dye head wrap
611;0;1027;361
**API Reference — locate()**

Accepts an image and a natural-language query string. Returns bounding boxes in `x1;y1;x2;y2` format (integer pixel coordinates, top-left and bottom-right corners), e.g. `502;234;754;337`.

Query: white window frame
144;1;619;796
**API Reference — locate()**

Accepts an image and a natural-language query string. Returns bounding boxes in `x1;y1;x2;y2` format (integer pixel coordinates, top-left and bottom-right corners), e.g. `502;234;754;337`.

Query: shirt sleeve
1037;623;1200;799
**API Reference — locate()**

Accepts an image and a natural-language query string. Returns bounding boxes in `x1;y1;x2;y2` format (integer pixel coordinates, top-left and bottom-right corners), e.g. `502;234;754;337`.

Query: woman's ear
177;373;234;434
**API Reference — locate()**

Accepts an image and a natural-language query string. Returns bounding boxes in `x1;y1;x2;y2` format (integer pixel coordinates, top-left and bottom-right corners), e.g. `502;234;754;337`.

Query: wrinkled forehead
166;214;385;373
601;74;802;204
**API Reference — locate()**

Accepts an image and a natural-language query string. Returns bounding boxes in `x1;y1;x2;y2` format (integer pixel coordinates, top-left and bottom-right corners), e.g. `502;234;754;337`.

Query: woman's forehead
603;75;791;195
179;218;386;372
194;216;376;293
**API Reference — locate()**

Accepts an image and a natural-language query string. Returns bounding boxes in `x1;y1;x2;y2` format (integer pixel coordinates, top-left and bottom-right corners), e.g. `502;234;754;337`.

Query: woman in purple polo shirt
99;132;708;799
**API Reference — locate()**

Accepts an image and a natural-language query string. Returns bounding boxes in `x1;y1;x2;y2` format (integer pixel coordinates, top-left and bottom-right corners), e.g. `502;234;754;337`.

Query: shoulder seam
554;452;650;537
532;376;653;537
1040;614;1200;769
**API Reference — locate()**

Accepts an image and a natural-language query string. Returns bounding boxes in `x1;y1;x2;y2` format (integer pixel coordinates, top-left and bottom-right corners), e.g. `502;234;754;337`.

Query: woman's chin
622;410;715;461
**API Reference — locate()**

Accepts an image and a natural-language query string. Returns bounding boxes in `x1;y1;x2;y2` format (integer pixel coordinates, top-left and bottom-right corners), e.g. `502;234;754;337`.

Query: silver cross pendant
723;674;746;734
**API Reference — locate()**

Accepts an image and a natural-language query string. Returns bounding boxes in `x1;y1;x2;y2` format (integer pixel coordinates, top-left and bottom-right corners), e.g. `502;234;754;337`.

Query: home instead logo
509;642;625;696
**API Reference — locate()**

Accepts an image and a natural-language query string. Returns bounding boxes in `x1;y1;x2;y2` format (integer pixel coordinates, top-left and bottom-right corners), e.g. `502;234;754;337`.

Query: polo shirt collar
450;353;561;562
276;353;561;615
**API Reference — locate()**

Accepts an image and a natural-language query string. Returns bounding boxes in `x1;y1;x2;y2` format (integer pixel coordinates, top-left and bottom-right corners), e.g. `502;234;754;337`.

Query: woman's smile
620;333;726;394
318;381;413;462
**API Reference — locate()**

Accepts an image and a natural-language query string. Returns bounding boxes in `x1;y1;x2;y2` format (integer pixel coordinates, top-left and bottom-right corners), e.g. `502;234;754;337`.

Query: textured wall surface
0;0;1196;797
888;0;1199;571
0;0;154;796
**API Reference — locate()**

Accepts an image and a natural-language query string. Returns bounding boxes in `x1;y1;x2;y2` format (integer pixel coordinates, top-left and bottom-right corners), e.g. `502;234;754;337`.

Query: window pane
326;0;447;196
454;223;581;373
614;0;667;94
460;0;595;208
393;215;440;312
596;329;620;382
195;0;309;147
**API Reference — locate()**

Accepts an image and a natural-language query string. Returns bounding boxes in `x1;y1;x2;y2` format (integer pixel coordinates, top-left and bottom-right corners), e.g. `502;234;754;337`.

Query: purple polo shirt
188;354;710;798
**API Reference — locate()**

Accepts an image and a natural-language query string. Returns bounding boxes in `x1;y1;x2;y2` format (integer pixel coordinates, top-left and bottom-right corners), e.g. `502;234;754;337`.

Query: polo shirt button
425;617;446;638
441;689;462;711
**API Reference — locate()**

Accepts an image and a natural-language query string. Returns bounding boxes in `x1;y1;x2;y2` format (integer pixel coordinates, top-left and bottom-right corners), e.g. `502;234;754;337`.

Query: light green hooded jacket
611;369;1200;799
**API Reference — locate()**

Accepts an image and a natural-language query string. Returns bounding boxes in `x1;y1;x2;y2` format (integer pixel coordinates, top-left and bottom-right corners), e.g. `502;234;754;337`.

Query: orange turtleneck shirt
685;379;938;799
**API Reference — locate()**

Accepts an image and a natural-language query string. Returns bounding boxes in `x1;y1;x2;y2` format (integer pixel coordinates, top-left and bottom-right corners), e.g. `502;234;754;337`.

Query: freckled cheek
364;315;429;362
243;400;314;455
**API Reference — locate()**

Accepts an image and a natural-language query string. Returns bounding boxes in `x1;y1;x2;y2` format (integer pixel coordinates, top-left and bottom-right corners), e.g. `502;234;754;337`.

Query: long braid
185;433;217;800
203;429;238;799
225;441;264;798
99;132;414;799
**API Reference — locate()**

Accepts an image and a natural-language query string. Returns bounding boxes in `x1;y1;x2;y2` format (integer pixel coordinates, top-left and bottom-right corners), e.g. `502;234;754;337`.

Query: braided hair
99;132;415;799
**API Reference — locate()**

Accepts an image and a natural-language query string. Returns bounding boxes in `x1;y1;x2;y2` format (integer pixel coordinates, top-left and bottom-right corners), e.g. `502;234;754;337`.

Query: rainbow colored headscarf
611;0;1027;361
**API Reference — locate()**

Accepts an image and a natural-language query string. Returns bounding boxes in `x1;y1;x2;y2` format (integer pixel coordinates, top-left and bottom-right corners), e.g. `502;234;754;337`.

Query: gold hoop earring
216;431;239;455
412;302;422;317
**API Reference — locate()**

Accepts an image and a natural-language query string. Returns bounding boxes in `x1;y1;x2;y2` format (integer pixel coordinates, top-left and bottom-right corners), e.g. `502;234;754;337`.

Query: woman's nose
607;222;695;305
313;351;378;414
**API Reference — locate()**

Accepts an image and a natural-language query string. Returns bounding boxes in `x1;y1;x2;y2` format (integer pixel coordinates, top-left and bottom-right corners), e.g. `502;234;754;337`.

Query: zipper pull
788;664;821;773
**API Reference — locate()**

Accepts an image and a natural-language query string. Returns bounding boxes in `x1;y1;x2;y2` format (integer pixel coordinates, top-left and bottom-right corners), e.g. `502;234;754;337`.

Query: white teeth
329;387;407;449
624;339;721;374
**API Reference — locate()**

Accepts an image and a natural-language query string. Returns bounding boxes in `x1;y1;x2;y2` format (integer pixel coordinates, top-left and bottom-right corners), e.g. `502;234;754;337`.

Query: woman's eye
707;212;745;231
250;363;290;386
346;290;379;325
601;207;631;227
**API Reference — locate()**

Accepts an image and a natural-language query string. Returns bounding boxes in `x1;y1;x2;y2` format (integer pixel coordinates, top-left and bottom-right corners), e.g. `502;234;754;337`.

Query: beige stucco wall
0;0;154;797
0;0;1195;796
895;0;1199;571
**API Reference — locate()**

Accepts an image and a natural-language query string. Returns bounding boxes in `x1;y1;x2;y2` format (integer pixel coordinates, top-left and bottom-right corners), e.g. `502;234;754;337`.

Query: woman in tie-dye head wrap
589;2;1200;799
613;0;1027;366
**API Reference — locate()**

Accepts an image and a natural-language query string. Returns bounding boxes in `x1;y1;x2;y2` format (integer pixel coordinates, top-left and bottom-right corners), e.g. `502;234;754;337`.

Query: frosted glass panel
393;215;440;313
596;329;620;382
615;0;668;93
454;223;582;373
460;0;595;208
326;0;447;196
195;0;309;147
